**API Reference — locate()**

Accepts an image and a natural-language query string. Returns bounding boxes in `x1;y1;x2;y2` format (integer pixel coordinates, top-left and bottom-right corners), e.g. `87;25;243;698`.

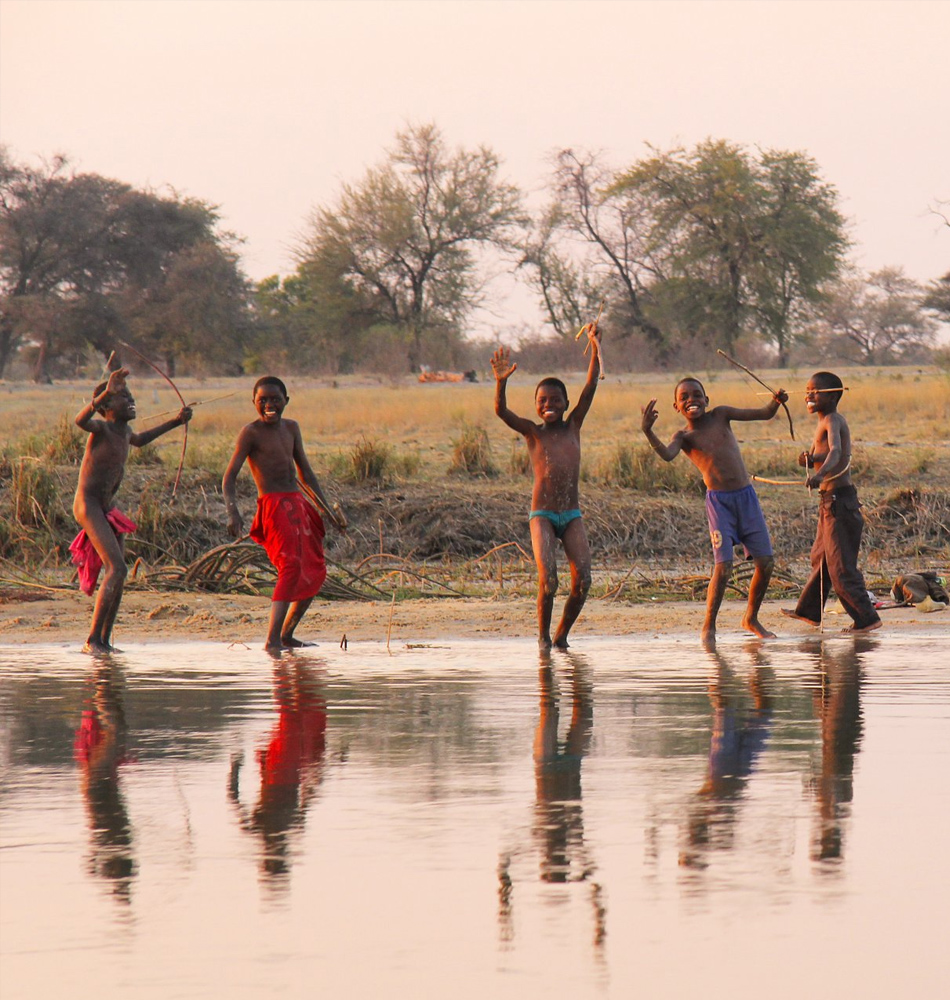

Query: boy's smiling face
674;380;708;421
254;383;288;424
104;387;136;422
535;384;568;424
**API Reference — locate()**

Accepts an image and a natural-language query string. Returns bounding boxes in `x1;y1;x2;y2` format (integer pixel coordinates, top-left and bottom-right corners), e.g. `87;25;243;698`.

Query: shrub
449;422;497;477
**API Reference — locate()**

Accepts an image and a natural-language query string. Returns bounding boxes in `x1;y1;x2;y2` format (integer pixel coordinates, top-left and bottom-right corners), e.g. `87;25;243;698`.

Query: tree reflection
227;656;328;893
680;638;775;870
74;654;135;905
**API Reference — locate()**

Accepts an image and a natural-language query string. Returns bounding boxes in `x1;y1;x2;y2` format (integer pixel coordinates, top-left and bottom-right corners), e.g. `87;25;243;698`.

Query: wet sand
0;589;938;646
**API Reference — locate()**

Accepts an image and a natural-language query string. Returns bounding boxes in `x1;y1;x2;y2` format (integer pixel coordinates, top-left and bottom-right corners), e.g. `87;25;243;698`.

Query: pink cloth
69;508;138;595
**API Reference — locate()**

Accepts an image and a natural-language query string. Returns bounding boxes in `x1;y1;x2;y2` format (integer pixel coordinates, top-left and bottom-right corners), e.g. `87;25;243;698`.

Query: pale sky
2;0;948;332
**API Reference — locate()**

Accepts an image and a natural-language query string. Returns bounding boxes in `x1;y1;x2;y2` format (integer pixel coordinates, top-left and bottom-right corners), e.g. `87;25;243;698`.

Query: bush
449;422;497;477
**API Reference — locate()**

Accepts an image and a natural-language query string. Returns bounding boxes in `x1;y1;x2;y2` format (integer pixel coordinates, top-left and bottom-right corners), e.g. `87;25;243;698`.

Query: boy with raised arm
782;372;881;634
641;377;788;642
72;368;192;653
491;329;601;650
223;376;345;652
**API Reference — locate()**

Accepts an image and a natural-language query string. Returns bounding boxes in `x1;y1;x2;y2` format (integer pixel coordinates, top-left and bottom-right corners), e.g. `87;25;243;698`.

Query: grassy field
1;365;948;601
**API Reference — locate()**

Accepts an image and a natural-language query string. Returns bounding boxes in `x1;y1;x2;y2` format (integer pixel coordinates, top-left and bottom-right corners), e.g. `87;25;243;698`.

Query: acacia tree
0;147;252;380
813;266;937;364
296;123;524;371
612;140;847;364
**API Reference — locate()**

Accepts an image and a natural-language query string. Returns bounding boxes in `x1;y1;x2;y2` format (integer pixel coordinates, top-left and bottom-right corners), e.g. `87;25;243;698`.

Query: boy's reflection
228;656;327;889
74;655;135;904
499;651;605;952
681;639;774;870
806;638;869;866
533;652;594;884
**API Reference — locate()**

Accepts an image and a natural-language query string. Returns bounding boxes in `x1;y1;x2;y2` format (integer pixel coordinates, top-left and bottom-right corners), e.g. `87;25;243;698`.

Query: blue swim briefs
529;508;582;540
704;484;772;564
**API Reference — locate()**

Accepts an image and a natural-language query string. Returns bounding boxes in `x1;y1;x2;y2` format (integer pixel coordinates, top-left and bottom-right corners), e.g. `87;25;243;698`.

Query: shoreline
0;590;940;647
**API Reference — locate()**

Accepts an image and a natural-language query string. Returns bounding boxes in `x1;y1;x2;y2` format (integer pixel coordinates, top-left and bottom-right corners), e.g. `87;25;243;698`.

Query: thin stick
576;300;606;379
386;590;396;653
755;387;849;395
143;391;238;421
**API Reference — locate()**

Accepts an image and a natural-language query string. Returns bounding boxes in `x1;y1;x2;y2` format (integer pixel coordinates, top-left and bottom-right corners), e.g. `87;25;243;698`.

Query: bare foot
780;608;820;626
552;636;571;649
841;620;882;635
281;636;316;648
82;639;113;655
701;625;716;644
264;639;284;653
539;636;553;651
741;616;776;639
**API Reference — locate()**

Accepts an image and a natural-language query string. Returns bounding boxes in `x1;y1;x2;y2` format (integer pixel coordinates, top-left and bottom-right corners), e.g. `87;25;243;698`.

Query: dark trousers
795;486;880;629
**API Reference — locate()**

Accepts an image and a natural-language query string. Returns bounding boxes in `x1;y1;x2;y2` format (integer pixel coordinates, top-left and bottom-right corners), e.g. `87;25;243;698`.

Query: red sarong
250;492;326;603
69;508;138;596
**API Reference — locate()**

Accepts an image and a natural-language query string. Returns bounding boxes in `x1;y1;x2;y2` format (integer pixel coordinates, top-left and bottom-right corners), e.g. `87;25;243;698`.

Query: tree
612;140;847;365
922;271;950;323
296;123;524;371
0;147;253;380
519;149;664;354
812;267;938;365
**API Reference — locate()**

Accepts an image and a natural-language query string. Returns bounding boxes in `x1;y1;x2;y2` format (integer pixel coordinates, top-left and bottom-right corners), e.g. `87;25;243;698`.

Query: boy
223;376;345;652
782;372;881;634
490;330;601;649
641;377;788;641
72;368;192;653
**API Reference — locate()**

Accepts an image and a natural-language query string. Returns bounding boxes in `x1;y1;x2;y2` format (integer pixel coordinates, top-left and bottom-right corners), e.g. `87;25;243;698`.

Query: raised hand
491;346;517;381
641;398;659;433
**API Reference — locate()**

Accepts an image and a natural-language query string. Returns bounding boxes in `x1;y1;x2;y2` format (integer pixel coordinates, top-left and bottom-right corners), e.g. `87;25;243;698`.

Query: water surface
2;631;948;998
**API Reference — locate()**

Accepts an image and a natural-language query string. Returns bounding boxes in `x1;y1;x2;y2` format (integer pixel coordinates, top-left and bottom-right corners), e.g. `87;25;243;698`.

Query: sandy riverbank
0;589;941;648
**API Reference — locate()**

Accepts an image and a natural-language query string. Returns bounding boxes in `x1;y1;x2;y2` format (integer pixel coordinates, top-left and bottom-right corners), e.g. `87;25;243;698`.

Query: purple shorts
704;484;773;564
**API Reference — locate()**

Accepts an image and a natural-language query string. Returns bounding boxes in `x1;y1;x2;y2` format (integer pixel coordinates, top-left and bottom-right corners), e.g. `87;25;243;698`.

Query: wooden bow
118;341;188;496
717;349;794;440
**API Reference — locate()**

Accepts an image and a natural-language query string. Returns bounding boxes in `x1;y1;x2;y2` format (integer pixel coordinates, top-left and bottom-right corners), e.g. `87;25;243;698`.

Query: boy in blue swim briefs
491;328;601;650
641;377;788;642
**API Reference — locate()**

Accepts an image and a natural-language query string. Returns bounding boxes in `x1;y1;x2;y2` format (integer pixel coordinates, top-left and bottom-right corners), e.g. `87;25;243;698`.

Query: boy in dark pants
783;372;881;634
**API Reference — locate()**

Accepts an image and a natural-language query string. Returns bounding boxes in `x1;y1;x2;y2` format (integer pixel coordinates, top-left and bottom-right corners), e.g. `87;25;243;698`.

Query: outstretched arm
491;346;535;435
568;327;601;428
130;405;192;447
719;388;789;423
640;398;684;462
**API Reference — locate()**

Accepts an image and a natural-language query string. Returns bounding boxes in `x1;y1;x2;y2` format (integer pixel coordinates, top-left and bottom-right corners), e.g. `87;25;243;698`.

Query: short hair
253;376;288;399
674;376;706;400
535;377;568;400
811;370;843;406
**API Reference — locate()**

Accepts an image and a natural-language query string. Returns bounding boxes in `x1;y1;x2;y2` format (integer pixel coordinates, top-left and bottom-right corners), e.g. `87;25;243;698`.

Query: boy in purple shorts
641;377;788;642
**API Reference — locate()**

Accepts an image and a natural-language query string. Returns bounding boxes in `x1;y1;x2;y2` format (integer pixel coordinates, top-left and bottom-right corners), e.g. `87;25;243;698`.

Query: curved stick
119;340;188;496
717;349;794;440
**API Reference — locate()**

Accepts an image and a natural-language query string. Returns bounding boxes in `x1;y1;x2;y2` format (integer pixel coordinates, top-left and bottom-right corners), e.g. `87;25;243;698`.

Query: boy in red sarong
73;368;192;653
223;376;346;651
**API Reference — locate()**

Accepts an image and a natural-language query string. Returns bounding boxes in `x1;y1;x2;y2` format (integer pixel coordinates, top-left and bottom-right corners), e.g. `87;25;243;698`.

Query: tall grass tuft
449;422;497;477
594;444;705;494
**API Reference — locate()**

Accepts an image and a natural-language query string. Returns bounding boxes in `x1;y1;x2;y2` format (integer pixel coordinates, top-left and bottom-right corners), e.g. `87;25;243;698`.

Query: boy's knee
103;560;128;585
538;574;559;599
756;555;775;572
573;568;592;596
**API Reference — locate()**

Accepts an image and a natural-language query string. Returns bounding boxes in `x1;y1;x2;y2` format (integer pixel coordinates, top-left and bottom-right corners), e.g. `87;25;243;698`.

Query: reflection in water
807;638;869;867
227;656;327;893
499;651;605;952
74;654;136;905
681;640;774;871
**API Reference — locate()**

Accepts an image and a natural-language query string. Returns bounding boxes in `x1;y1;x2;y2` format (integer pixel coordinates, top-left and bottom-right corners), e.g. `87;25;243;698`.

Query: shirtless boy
782;372;881;634
223;376;345;652
72;368;192;653
491;330;601;649
641;377;788;642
